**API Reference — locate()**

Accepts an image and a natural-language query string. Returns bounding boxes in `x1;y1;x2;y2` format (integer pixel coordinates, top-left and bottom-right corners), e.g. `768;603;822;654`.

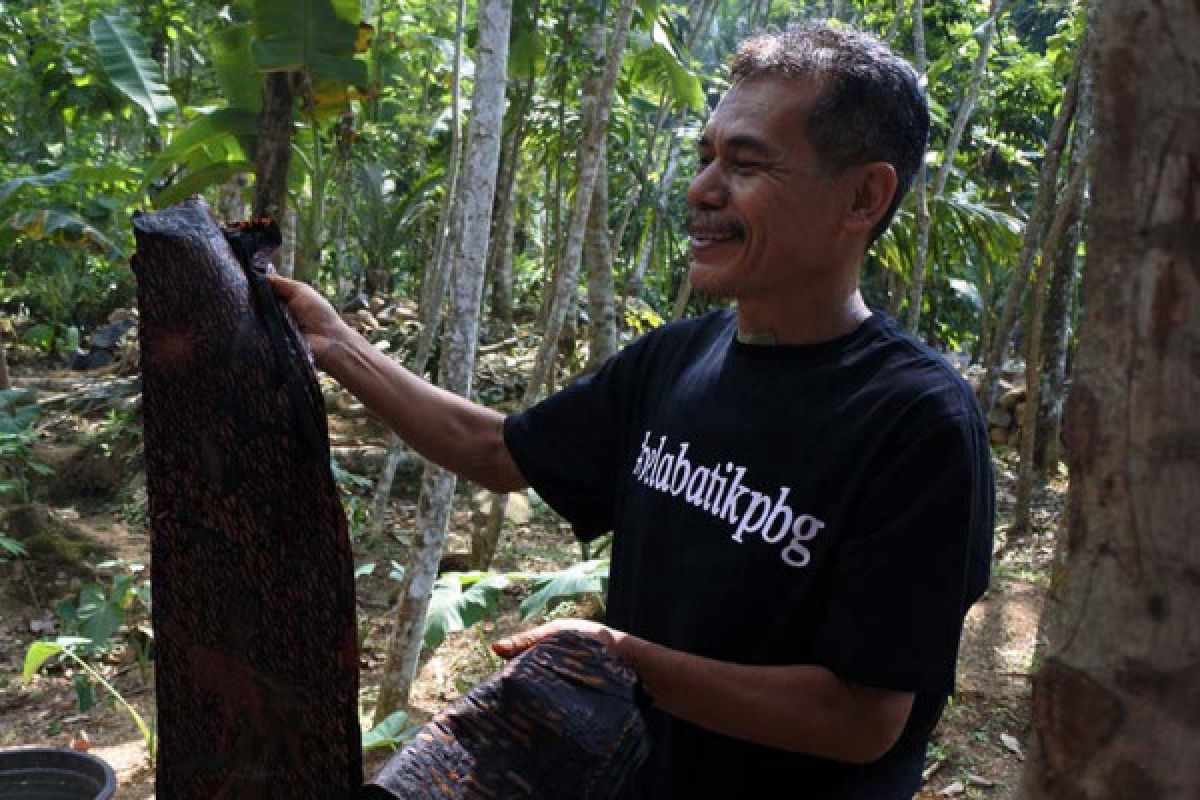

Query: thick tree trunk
977;31;1086;414
1018;0;1200;794
524;0;637;403
373;0;512;722
907;0;1005;332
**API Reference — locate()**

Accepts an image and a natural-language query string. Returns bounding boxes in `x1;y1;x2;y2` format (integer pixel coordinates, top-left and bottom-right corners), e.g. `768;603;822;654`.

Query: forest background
3;0;1191;797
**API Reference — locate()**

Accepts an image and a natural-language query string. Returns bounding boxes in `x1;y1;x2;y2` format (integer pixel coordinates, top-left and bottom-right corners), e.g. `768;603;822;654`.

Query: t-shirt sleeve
809;412;994;695
503;345;643;542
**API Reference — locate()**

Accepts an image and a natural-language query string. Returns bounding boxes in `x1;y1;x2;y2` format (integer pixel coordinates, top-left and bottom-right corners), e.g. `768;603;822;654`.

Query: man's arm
493;620;914;764
270;275;527;493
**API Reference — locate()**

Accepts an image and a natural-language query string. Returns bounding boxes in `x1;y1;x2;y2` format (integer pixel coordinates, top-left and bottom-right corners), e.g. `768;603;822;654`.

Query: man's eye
732;161;761;172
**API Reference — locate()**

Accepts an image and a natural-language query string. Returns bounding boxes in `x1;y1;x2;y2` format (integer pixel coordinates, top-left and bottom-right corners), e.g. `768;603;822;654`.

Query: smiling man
272;23;993;800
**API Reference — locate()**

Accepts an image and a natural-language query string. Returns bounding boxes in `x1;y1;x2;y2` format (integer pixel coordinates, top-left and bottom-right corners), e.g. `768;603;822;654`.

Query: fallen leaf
938;780;965;796
922;759;945;781
968;774;997;787
1000;732;1024;758
70;730;91;752
29;614;56;634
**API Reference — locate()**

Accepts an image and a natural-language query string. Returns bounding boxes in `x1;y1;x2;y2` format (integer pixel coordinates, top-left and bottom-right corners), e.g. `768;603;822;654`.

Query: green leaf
144;109;259;187
153;160;254;208
423;572;510;651
23;640;65;681
251;0;369;86
90;13;178;124
211;23;263;112
4;210;121;259
519;560;609;621
362;710;418;751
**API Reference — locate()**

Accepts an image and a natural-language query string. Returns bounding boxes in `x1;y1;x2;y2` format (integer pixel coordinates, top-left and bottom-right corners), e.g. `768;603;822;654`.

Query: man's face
686;75;853;301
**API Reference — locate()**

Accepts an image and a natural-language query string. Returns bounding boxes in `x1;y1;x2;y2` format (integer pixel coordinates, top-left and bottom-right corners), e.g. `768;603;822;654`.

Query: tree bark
253;72;296;223
977;31;1087;415
524;0;637;403
907;0;1005;332
373;0;512;722
583;19;617;373
1018;0;1200;793
487;78;533;327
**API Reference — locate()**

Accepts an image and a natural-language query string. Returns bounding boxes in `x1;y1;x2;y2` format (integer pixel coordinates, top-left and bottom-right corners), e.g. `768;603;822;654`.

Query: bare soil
1;367;1059;799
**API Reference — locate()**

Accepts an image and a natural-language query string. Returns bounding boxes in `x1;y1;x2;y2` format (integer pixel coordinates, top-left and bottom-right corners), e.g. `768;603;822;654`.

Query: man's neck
736;289;872;346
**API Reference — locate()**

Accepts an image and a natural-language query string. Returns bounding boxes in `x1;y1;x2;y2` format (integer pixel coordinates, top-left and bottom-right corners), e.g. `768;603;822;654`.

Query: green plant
0;532;27;563
519;559;609;621
361;709;420;753
24;636;157;760
0;388;53;503
55;560;153;660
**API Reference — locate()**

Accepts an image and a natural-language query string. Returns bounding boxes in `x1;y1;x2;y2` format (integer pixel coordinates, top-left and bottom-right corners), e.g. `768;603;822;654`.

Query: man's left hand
492;619;624;660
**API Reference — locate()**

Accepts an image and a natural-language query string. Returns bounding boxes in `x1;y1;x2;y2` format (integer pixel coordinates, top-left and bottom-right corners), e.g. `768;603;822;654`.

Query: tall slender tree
373;0;513;720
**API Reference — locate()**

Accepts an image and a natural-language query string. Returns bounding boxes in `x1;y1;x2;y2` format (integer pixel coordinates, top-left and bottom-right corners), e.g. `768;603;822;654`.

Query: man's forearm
322;329;527;493
613;633;913;764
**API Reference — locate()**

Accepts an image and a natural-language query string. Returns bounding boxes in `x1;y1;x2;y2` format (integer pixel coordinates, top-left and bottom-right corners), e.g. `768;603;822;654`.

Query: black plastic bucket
0;748;116;800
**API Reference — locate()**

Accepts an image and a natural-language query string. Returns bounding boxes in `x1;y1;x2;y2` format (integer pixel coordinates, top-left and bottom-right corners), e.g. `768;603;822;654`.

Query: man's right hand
267;274;350;369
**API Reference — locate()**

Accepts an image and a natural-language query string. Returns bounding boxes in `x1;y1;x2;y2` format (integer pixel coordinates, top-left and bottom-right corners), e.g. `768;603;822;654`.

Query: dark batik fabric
133;198;361;799
364;632;649;800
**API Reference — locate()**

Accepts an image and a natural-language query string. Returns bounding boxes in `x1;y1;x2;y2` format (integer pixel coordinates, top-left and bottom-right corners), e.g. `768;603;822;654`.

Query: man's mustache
686;213;744;235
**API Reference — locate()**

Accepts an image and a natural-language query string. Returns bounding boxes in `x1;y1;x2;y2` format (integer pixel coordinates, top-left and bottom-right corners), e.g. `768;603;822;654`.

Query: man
272;24;992;800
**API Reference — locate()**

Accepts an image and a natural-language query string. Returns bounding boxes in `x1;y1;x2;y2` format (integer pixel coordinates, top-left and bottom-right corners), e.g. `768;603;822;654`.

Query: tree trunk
1011;152;1090;540
487;78;533;327
0;333;10;391
1018;0;1200;794
1033;62;1094;475
369;0;469;537
977;30;1086;414
585;148;617;372
524;0;637;404
583;19;617;374
253;72;296;223
628;135;681;297
373;0;512;722
907;0;1005;332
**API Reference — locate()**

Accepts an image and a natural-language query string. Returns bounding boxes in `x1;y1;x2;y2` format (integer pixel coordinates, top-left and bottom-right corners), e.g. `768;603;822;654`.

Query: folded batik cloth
363;632;649;799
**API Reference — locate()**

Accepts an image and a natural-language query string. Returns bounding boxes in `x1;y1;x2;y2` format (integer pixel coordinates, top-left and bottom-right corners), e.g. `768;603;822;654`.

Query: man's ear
844;162;899;236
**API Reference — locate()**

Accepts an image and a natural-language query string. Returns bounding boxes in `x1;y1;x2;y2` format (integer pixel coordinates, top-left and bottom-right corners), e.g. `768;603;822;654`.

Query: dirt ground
1;367;1060;799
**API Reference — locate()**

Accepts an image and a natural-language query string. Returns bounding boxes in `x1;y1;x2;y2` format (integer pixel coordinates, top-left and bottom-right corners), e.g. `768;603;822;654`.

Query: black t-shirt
503;310;994;799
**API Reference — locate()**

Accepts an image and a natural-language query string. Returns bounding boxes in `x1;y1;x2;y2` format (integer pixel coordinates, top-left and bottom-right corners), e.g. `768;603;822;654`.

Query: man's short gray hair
732;24;929;244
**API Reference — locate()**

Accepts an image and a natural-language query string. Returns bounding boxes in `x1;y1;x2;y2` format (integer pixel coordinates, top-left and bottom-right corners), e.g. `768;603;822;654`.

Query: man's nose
686;162;728;210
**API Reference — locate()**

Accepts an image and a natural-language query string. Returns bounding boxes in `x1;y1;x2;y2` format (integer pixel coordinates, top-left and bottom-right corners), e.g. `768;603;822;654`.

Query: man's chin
688;262;737;298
